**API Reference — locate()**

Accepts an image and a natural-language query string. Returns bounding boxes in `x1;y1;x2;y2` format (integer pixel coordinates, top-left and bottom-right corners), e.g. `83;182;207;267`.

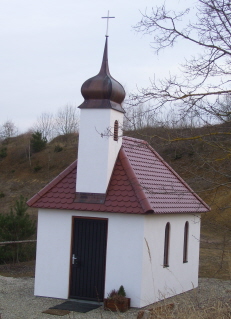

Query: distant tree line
34;104;79;141
0;104;79;143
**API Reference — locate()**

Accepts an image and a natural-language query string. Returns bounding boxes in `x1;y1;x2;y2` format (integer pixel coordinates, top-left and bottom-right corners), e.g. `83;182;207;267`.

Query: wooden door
69;217;108;301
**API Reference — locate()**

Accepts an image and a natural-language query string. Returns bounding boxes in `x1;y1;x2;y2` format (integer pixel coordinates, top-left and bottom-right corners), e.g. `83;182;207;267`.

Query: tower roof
79;37;125;113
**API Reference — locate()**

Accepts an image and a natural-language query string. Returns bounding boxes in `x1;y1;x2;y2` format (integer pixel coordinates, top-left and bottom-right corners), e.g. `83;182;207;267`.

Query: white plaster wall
34;210;72;299
35;209;201;308
107;109;123;186
76;108;123;194
140;214;201;307
34;209;144;307
104;213;144;307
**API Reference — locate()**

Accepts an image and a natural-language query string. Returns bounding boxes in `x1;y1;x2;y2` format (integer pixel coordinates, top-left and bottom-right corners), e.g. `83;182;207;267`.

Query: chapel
27;36;210;308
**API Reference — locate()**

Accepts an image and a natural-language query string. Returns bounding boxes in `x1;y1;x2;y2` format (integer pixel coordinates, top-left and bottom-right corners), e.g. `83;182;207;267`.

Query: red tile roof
123;137;210;213
27;136;210;214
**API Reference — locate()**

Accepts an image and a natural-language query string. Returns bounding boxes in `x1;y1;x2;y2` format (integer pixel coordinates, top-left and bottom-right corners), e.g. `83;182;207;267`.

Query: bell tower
76;37;125;201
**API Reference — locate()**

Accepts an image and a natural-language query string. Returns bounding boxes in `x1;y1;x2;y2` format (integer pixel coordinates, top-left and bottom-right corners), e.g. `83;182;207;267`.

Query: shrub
107;286;128;305
30;131;47;153
54;144;63;152
174;153;182;160
0;192;5;198
118;285;126;297
0;147;7;158
0;195;36;263
33;164;42;172
108;289;118;298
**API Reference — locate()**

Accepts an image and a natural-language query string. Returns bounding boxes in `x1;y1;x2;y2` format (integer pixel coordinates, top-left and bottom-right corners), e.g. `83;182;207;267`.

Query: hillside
0;125;230;279
0;133;78;216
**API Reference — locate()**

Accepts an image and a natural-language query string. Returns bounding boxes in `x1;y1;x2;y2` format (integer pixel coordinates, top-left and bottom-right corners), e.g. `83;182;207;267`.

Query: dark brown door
69;217;108;301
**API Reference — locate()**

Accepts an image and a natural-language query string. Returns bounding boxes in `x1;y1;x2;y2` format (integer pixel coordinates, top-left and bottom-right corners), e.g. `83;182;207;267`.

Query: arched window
183;221;189;263
113;120;118;141
163;222;170;267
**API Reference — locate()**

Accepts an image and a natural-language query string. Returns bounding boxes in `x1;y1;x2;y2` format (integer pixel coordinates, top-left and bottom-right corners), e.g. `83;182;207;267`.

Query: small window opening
183;221;189;263
163;222;170;267
114;120;119;141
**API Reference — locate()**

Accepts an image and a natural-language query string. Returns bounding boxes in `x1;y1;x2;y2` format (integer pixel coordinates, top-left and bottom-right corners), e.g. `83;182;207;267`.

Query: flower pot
104;297;130;312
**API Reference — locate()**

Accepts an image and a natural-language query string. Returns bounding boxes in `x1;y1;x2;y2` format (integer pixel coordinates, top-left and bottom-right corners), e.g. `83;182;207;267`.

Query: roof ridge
122;136;147;144
145;143;211;211
119;147;154;214
27;160;77;207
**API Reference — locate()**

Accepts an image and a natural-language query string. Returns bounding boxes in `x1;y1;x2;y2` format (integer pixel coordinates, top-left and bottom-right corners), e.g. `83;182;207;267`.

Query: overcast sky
0;0;196;133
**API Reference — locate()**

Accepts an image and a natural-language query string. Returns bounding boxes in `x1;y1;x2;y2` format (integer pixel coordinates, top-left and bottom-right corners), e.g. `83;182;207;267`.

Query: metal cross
101;11;115;37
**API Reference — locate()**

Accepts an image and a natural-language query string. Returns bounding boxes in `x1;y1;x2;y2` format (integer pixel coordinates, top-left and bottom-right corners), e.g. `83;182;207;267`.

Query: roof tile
27;136;210;214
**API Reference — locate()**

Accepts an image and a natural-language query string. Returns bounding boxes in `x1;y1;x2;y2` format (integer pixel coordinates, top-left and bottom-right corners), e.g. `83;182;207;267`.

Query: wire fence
0;240;36;246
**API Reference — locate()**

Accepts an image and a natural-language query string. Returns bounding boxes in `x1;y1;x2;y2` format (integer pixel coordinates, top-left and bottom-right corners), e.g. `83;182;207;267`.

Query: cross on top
101;11;115;37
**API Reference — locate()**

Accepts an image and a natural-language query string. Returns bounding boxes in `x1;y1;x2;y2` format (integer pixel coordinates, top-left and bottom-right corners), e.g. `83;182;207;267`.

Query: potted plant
104;285;130;312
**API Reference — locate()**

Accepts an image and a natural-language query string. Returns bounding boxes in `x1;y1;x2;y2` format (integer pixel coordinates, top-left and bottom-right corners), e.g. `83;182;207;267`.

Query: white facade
140;214;200;307
35;208;201;308
76;108;123;194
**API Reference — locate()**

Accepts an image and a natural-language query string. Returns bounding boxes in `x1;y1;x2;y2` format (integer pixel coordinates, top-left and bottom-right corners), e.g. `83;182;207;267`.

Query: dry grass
0;260;35;278
199;247;231;280
140;301;231;319
0;133;77;215
137;281;231;319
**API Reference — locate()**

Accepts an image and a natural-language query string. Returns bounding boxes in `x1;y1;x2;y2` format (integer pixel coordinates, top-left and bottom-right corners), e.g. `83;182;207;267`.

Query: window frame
163;222;170;267
113;120;119;141
183;221;189;263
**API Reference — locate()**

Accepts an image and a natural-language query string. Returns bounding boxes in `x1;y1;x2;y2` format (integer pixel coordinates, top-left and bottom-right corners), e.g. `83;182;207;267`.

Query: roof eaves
27;160;77;207
119;147;154;214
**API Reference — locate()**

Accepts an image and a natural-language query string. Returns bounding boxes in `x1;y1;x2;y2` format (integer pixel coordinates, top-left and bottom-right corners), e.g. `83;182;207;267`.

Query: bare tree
123;103;161;131
34;112;54;141
123;102;205;131
132;0;231;123
55;105;79;136
130;1;231;277
0;120;18;140
215;94;231;123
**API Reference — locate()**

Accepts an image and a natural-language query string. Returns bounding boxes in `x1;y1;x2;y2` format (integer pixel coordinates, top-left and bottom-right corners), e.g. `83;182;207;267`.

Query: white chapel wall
140;213;201;307
104;212;144;307
35;209;201;308
34;209;72;299
34;209;144;306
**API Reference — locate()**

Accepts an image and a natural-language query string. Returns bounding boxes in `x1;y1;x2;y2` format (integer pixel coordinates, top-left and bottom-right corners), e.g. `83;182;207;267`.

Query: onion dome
79;37;125;113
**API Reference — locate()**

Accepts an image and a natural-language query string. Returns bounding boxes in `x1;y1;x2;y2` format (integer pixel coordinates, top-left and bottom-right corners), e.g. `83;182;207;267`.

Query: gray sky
0;0;195;133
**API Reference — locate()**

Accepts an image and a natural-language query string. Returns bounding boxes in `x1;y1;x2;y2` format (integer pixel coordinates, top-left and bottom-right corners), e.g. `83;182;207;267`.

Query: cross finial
101;11;115;37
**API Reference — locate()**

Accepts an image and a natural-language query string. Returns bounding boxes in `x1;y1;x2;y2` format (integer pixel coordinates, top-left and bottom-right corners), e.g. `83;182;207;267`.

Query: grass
137;300;231;319
199;247;231;280
0;260;35;278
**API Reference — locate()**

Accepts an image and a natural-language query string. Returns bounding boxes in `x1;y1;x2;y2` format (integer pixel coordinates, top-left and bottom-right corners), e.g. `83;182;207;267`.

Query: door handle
72;254;77;265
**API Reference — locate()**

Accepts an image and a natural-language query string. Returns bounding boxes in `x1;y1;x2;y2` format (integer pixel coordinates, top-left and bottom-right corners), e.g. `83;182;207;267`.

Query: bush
30;131;47;153
118;285;126;297
0;147;7;158
33;164;42;172
54;144;63;152
0;242;36;264
0;192;5;198
0;195;36;263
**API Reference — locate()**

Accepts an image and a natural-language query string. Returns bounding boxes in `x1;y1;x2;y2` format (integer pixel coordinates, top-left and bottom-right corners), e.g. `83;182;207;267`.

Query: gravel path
0;276;230;319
